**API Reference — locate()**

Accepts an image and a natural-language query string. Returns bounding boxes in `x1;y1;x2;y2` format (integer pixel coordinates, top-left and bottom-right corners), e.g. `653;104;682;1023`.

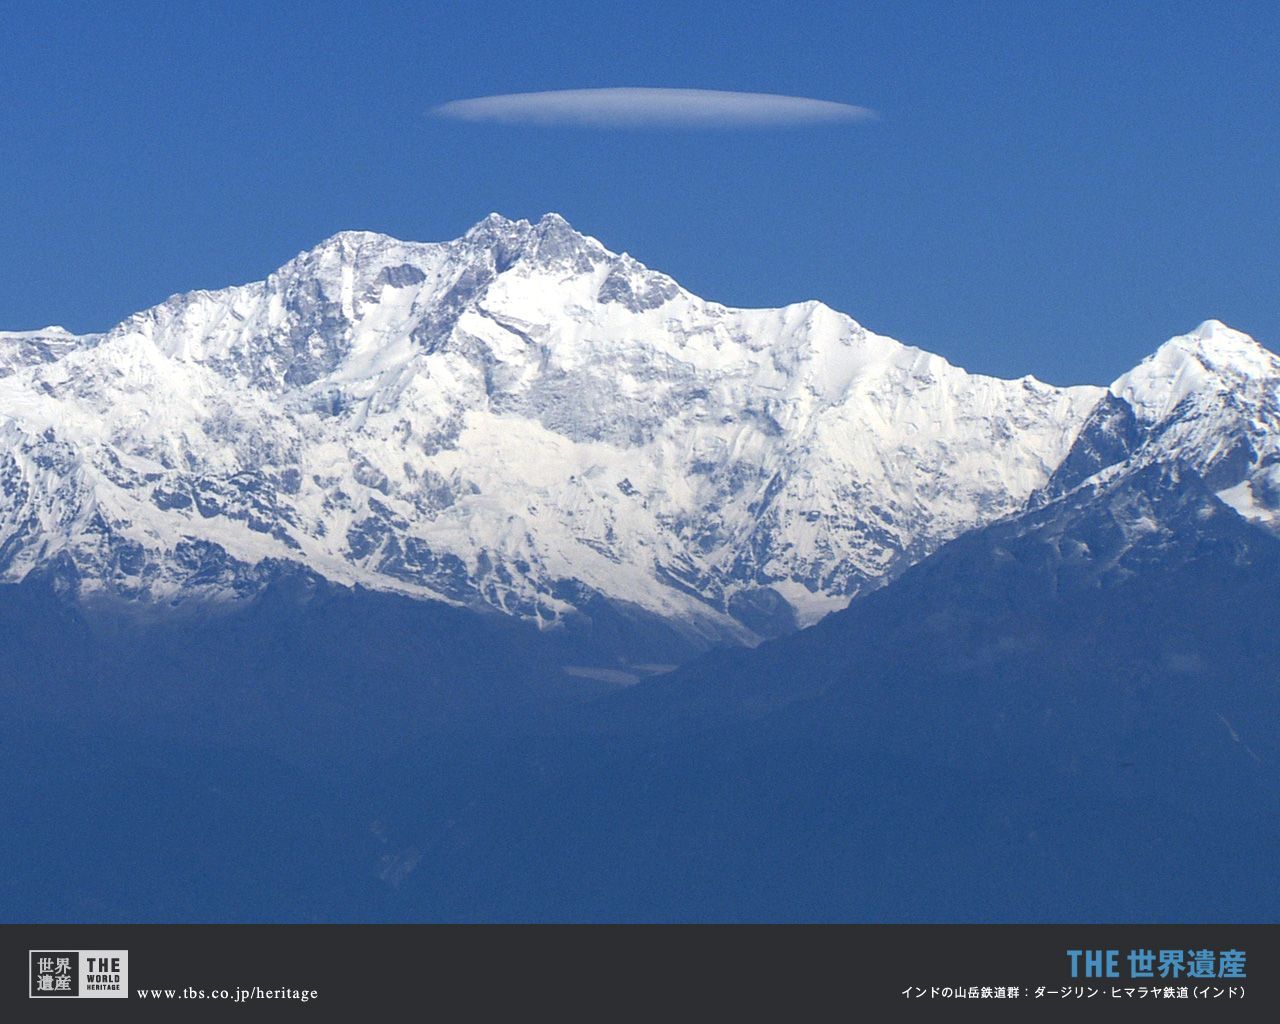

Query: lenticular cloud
431;88;877;128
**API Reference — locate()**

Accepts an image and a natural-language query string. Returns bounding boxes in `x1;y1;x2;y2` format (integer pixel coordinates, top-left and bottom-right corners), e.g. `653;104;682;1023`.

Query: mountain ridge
0;216;1274;651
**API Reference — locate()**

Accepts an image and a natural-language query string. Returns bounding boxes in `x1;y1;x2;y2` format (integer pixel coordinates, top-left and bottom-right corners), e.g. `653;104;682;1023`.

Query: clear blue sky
2;0;1277;384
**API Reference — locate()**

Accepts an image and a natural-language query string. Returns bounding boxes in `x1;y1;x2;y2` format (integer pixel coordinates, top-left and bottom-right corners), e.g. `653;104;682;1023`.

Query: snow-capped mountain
1037;320;1280;536
7;224;1280;925
1;214;1244;644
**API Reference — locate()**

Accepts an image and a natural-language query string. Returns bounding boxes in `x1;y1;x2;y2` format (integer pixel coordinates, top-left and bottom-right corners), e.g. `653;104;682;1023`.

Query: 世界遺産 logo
30;950;128;998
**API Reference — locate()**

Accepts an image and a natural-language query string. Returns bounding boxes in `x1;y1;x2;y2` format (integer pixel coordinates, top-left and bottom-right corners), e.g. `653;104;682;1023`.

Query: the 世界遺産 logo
30;950;128;998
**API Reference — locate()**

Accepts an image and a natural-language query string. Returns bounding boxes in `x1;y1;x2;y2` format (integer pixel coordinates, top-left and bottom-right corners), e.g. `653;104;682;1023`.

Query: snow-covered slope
0;214;1107;641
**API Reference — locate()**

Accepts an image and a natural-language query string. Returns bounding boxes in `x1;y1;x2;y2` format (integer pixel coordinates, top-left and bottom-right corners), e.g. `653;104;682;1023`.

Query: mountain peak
1146;320;1277;373
1177;319;1275;362
464;212;529;238
462;211;582;238
458;212;609;275
1112;321;1280;424
1190;317;1233;338
308;229;401;255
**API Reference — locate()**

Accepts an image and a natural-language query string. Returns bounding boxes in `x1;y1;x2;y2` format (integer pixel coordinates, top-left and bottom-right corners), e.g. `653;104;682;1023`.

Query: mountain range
2;215;1278;922
0;214;1105;648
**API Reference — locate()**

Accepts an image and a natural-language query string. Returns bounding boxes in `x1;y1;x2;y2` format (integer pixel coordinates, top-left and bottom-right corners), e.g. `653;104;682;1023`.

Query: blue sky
1;0;1277;384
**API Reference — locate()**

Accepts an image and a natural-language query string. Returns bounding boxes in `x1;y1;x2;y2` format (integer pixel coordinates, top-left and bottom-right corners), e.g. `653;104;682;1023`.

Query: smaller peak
1190;318;1231;338
0;325;83;340
1113;321;1280;423
1174;319;1260;351
461;213;535;250
462;212;614;272
530;211;595;247
468;212;530;233
1153;320;1277;371
316;229;400;248
273;230;428;286
299;231;404;264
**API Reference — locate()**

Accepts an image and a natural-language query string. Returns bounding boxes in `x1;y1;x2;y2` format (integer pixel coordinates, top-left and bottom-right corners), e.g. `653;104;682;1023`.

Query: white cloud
431;88;877;129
